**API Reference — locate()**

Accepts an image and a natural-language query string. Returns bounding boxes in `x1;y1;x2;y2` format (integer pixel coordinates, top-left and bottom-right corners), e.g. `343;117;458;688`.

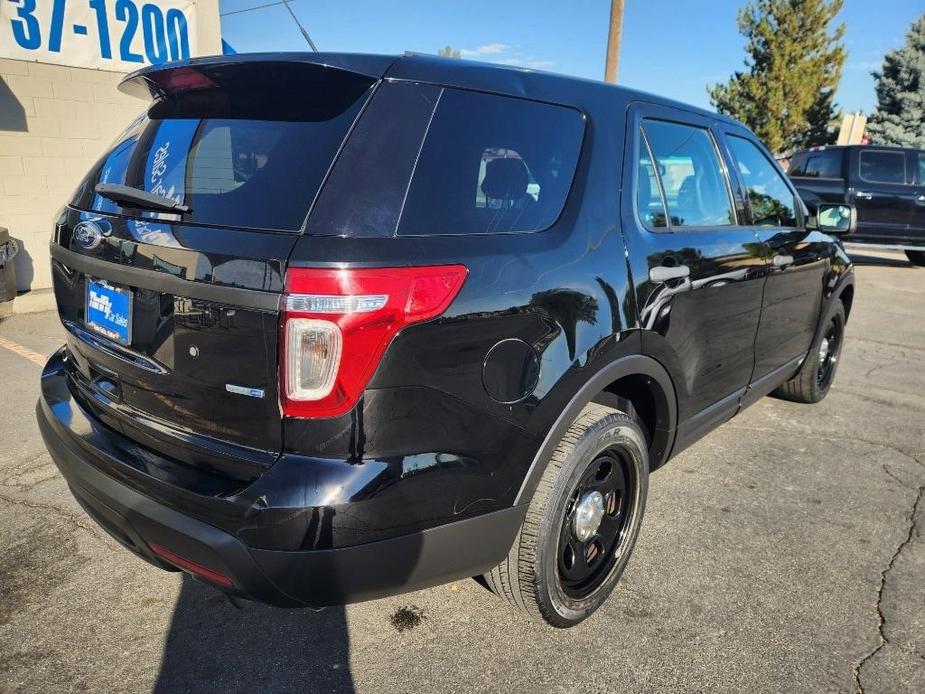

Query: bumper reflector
148;542;235;589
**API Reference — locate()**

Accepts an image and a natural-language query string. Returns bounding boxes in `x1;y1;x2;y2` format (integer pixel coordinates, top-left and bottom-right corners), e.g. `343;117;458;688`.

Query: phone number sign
2;0;198;71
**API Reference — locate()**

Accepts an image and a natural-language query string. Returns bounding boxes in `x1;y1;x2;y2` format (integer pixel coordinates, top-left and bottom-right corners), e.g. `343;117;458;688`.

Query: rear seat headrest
481;157;529;201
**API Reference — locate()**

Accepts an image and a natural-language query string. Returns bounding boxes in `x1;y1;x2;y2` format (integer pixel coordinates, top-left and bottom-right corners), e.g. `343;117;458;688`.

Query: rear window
798;150;843;178
72;69;374;232
306;82;585;237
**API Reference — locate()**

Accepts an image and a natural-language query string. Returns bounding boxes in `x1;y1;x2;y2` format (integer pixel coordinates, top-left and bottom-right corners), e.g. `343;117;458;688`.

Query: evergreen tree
709;0;846;153
866;15;925;147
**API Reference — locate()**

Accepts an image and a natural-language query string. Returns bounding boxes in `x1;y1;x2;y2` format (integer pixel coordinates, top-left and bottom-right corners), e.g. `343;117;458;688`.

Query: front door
622;105;769;451
720;132;829;386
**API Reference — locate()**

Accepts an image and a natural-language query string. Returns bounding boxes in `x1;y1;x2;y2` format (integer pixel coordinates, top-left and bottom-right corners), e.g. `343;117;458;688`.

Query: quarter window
802;150;843;178
728;137;798;227
859;150;906;184
398;89;584;236
637;119;735;229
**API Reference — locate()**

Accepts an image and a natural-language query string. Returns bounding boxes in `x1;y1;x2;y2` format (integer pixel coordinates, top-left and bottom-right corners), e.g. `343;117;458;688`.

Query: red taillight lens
149;67;217;93
148;542;235;589
281;265;468;418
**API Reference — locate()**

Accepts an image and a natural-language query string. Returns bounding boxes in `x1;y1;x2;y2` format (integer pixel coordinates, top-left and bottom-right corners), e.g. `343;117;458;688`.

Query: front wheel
905;250;925;266
774;300;846;403
483;404;649;628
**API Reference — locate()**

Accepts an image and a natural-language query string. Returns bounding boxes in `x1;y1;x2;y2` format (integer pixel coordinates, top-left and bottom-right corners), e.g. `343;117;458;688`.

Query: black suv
38;53;855;627
788;144;925;265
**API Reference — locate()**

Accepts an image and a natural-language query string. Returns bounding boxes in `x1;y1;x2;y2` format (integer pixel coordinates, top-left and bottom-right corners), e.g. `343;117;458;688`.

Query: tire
774;300;846;403
483;403;649;628
905;250;925;266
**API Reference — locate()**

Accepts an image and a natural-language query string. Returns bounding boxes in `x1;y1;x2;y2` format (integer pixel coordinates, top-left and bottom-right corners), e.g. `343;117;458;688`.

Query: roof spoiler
118;53;398;101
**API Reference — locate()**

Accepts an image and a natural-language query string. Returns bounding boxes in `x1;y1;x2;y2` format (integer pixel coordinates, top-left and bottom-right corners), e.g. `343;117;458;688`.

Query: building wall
0;0;222;302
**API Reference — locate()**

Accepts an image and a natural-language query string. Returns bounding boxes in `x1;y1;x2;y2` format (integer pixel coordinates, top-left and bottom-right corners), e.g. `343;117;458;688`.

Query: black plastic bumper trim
38;374;526;607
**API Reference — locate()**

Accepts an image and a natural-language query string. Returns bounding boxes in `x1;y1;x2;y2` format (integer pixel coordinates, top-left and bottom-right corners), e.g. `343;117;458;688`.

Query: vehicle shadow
845;251;914;268
153;576;355;694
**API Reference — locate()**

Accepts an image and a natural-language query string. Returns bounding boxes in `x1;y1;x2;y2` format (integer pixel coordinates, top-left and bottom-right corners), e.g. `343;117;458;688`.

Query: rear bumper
38;348;524;607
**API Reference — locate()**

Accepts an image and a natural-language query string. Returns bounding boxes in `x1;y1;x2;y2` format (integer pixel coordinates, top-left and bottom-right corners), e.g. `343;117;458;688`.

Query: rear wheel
905;250;925;266
774;300;845;403
483;404;649;628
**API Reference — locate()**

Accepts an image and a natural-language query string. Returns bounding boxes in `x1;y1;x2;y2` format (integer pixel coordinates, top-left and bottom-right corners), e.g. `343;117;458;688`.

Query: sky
218;0;923;115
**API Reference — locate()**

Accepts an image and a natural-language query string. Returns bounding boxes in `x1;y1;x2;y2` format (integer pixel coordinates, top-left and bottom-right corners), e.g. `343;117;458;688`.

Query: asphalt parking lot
0;249;922;694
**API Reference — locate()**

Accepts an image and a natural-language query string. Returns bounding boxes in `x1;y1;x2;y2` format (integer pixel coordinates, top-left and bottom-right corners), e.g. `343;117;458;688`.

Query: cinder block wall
0;0;221;303
0;59;144;294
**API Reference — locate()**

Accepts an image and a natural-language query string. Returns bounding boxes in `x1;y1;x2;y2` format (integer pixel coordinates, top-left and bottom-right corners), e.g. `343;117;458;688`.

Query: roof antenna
281;0;318;51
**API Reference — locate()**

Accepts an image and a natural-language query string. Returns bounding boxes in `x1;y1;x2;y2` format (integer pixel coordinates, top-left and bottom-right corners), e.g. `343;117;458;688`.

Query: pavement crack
0;492;113;547
851;484;924;694
725;423;925;470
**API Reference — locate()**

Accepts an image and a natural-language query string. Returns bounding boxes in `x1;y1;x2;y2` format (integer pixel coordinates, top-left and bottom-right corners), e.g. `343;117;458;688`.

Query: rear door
851;148;915;242
52;60;377;476
622;104;769;450
719;130;828;386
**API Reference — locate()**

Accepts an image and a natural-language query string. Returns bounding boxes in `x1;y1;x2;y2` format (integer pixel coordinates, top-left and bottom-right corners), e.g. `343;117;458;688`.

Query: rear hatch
51;58;380;481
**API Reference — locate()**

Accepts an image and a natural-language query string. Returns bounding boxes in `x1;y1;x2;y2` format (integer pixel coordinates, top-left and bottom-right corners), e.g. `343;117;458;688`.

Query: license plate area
85;278;133;346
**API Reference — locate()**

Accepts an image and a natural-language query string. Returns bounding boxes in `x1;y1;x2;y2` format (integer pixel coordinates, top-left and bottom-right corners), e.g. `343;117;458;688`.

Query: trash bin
0;227;19;304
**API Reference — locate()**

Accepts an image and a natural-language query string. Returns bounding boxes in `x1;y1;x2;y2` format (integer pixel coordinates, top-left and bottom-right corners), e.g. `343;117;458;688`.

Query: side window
728;136;798;227
918;153;925;184
859;150;906;185
788;152;807;176
639;119;735;228
636;130;667;228
803;150;843;178
397;89;585;236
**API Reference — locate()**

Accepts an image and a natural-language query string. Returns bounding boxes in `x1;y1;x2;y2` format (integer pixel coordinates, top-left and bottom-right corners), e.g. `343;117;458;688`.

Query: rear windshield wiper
94;183;191;214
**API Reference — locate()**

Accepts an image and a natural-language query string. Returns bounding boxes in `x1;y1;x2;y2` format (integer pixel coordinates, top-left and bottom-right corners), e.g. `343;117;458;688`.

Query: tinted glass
641;120;734;228
636;130;667;228
397;89;584;235
728;136;798;227
802;150;843;178
73;74;374;231
307;82;442;237
918;153;925;184
859;150;906;184
788;152;807;176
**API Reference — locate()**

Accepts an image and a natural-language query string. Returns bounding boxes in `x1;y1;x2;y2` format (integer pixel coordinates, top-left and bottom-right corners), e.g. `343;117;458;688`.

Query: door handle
854;191;873;200
772;254;794;268
649;265;691;282
916;195;925;206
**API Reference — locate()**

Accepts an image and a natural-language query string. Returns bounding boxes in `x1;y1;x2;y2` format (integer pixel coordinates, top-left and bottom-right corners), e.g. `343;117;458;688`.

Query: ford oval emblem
73;221;104;250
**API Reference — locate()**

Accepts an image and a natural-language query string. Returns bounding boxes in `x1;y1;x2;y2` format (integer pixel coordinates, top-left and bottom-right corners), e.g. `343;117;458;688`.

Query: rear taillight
281;265;468;418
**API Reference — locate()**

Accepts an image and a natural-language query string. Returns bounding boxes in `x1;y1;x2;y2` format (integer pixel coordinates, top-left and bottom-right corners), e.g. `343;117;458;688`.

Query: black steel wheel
557;450;636;600
774;299;846;404
483;403;649;628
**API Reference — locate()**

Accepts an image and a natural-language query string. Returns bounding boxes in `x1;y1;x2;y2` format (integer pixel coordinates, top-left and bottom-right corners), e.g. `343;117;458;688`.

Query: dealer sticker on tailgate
85;278;132;345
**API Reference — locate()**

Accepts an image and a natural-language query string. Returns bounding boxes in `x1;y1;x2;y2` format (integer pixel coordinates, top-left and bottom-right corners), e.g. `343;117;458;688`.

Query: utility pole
604;0;624;83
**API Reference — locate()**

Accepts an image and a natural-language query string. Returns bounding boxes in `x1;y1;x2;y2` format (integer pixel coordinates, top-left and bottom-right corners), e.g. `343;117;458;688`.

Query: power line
219;0;318;51
220;1;287;18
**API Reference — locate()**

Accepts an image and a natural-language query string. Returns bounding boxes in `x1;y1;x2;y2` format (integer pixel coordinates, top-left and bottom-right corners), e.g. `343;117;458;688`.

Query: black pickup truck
788;145;925;265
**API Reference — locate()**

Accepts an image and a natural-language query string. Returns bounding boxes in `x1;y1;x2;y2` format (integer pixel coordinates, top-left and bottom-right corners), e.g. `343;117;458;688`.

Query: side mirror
807;204;856;235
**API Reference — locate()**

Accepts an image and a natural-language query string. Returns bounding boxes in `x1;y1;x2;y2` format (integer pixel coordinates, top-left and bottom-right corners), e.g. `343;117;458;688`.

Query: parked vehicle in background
788;145;925;265
38;53;856;628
